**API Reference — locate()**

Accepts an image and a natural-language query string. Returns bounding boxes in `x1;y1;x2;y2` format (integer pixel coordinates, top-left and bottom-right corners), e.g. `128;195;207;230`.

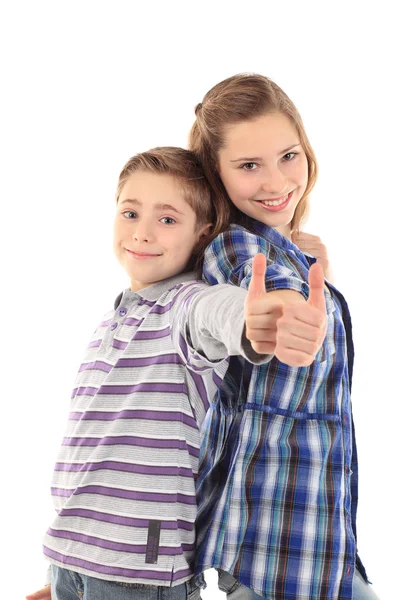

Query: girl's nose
260;166;287;195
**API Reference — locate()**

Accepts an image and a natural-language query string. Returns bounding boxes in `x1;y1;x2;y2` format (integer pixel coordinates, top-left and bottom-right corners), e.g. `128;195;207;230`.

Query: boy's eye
123;210;137;219
160;217;176;225
240;162;258;171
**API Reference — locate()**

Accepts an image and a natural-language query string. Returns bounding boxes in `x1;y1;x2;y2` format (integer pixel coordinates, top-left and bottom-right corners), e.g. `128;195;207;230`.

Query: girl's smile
251;190;294;212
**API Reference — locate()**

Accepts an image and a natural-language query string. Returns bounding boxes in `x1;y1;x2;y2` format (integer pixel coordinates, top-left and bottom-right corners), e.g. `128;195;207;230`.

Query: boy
26;147;275;600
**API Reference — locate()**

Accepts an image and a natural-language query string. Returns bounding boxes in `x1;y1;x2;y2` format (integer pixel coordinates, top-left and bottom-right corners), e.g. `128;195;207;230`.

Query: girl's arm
179;254;327;369
203;230;330;365
204;228;310;300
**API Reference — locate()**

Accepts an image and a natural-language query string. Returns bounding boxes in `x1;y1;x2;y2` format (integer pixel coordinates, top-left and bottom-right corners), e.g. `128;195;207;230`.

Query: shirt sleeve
171;283;272;372
204;229;338;364
203;227;310;300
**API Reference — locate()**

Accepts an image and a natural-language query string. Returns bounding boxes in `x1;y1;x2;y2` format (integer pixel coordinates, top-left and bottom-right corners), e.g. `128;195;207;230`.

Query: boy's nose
132;223;154;243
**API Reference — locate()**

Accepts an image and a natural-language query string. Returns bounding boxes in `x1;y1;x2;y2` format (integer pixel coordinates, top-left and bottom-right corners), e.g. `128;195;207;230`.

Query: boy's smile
126;249;163;259
114;171;210;291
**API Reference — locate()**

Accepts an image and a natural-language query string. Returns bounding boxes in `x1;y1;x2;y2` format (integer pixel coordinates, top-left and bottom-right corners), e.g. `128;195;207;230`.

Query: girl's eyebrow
119;198;185;215
230;156;262;163
230;143;301;162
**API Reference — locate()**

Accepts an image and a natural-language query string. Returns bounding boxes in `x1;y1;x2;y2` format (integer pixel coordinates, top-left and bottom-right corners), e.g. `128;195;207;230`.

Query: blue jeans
217;569;381;599
51;565;201;600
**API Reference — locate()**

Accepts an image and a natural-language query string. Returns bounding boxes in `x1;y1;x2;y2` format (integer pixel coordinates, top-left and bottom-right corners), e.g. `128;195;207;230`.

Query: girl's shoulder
207;224;280;260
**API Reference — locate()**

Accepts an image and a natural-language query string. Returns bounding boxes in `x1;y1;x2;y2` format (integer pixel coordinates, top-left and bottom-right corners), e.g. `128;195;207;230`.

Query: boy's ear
197;223;213;239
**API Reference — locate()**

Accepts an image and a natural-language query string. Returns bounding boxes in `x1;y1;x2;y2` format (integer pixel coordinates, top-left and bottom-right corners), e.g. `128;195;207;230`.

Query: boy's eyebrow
120;198;185;215
230;143;301;162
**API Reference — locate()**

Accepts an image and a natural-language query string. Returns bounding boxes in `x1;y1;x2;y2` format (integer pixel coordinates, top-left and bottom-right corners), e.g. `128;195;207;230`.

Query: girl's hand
245;254;283;355
26;585;51;600
275;262;327;367
292;232;335;284
245;255;327;366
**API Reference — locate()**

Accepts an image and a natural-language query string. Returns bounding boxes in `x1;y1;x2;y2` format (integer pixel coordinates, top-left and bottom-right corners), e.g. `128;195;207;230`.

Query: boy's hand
292;232;335;283
245;253;284;354
275;262;327;367
26;585;51;600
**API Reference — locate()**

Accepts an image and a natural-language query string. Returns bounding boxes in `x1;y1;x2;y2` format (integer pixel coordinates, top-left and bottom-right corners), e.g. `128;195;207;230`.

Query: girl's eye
282;152;297;161
160;217;176;225
123;210;137;219
240;162;258;171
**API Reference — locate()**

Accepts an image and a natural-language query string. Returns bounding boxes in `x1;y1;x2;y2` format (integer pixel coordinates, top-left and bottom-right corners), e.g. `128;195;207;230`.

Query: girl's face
218;112;309;237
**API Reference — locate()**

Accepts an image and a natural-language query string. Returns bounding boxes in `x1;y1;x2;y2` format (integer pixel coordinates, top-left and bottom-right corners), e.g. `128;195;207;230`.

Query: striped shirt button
110;322;118;330
119;308;127;316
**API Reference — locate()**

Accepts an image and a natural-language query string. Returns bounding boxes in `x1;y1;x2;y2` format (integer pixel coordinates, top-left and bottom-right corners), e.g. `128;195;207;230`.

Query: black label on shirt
145;520;161;564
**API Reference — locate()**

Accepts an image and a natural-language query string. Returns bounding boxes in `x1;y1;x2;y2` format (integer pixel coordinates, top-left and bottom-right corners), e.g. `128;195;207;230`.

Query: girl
189;74;380;600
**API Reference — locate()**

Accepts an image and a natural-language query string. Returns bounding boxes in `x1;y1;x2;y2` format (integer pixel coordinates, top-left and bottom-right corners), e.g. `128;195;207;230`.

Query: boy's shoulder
156;275;209;305
134;272;209;308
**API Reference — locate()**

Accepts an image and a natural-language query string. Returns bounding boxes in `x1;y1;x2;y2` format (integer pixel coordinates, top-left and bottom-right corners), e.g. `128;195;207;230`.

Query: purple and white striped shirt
43;272;267;587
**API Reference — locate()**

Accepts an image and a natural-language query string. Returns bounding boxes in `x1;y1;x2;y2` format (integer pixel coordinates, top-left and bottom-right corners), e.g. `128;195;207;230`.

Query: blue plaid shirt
195;218;367;600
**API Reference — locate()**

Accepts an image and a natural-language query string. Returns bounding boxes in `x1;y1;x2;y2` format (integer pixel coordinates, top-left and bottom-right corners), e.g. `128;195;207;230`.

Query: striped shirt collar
114;271;200;308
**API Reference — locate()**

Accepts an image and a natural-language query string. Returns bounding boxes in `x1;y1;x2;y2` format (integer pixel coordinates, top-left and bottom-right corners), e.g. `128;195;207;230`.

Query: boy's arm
187;254;325;367
187;283;272;365
182;254;327;369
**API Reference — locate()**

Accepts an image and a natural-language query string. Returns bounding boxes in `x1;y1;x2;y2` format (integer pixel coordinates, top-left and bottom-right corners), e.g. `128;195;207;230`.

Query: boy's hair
116;146;227;269
189;73;318;233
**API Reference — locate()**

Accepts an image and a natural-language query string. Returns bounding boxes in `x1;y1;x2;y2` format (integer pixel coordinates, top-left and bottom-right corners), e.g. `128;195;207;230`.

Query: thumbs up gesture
245;254;327;366
245;254;284;354
274;261;327;367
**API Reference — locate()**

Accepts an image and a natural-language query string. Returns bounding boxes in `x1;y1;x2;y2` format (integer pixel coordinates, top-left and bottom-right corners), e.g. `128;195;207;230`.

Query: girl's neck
274;224;292;240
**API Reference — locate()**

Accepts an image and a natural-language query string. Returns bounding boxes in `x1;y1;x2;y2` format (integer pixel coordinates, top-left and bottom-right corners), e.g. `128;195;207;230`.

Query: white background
1;2;406;599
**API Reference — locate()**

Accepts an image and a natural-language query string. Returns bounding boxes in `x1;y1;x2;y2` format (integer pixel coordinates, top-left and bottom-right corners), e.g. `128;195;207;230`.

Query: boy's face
114;171;210;292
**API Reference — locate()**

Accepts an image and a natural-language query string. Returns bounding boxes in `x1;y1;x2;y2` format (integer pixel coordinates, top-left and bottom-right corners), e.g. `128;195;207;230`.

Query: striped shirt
43;271;268;586
195;218;368;600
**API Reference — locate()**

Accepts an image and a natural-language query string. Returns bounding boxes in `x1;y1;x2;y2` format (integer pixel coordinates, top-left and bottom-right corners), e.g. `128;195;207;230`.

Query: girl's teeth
261;194;288;207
